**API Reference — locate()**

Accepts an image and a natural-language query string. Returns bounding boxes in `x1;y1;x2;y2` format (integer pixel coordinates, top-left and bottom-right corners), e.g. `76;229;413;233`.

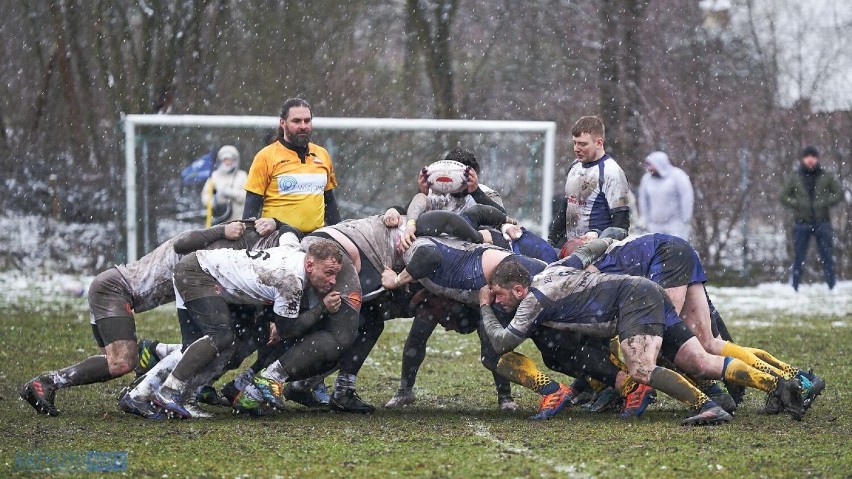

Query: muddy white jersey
195;246;306;318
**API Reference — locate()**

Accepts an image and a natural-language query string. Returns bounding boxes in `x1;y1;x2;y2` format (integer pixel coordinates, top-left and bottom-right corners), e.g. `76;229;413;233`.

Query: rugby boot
797;369;825;410
385;389;416;408
763;393;782;415
570;389;596;407
134;339;160;377
119;393;165;420
700;381;737;415
220;381;239;406
196;385;229;407
619;384;656;419
329;390;376;414
498;393;519;412
231;390;269;417
681;401;733;426
252;370;286;410
530;383;573;420
312;382;331;405
284;382;327;409
20;376;59;416
152;386;192;419
774;377;805;421
582;387;622;413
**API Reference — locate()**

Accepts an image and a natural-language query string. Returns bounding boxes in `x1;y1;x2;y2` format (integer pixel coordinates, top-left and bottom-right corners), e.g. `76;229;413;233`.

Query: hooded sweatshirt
637;151;694;240
201;145;248;222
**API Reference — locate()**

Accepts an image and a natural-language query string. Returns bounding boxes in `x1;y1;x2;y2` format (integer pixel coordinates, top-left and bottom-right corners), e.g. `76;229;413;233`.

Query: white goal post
123;114;557;262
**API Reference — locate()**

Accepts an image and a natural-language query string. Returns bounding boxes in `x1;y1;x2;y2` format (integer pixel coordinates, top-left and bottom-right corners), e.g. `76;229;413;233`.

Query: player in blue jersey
382;234;644;419
561;232;826;411
480;258;807;424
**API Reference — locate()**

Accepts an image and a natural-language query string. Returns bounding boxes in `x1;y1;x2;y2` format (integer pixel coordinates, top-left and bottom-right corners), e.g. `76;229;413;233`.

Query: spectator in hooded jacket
780;146;843;291
201;145;248;224
637;151;694;241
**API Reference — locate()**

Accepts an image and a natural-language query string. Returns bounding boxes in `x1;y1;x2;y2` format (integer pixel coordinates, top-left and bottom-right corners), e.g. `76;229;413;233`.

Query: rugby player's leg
330;302;387;413
703;288;820;408
155;255;235;417
21;321;135;416
330;258;397;408
261;261;361;410
682;284;793;378
119;349;181;419
618;279;729;424
260;304;359;410
666;322;804;420
622;331;729;425
536;330;646;414
386;293;465;408
386;316;435;408
22;325;134;417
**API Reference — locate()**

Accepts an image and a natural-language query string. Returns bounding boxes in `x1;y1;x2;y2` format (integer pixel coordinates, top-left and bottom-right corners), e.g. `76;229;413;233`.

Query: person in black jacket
780;146;843;291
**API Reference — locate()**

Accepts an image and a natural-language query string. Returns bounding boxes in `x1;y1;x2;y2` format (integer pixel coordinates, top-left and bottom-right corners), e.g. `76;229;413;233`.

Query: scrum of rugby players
20;141;823;426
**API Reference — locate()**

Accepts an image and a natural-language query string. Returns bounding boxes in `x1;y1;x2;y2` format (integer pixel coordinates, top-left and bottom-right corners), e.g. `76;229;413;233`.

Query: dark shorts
91;316;137;348
173;252;220;303
615;278;667;339
413;292;479;334
660;320;696;363
648;237;707;288
87;268;134;324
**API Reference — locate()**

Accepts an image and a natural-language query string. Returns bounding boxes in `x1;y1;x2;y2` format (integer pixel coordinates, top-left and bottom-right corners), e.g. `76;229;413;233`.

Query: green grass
0;297;850;478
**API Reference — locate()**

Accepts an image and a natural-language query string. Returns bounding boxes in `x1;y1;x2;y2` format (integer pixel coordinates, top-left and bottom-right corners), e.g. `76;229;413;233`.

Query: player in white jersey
153;239;354;418
20;222;246;417
548;116;631;247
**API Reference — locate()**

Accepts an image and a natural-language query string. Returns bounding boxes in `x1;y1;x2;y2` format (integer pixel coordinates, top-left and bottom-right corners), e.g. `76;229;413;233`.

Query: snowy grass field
1;276;850;477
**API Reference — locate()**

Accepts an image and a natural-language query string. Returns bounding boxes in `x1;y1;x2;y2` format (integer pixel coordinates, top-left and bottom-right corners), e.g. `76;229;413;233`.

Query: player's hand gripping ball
425;160;467;194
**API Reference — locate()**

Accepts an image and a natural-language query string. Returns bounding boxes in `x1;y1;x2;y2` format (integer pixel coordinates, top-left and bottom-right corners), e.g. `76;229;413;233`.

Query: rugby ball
425;160;467;194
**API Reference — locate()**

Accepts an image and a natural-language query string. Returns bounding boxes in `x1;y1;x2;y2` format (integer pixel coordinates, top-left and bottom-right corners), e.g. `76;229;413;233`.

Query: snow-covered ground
0;269;848;327
707;281;851;328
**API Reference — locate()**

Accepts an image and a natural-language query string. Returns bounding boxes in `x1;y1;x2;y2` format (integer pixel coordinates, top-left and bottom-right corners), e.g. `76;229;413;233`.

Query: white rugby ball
425;159;467;194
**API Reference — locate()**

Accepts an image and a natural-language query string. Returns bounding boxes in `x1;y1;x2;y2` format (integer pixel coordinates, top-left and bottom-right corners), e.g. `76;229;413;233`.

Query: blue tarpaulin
180;151;215;185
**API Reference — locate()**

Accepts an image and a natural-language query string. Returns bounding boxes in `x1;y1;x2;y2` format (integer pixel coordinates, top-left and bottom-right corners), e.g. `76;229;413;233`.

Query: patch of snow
708;280;852;322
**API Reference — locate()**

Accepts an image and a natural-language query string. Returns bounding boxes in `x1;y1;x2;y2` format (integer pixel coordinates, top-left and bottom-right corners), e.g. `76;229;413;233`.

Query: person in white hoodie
201;145;248;224
637;151;694;240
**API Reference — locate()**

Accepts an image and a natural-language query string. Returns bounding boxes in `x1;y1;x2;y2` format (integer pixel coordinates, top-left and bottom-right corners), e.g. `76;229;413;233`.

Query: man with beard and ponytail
241;97;342;405
243;97;341;235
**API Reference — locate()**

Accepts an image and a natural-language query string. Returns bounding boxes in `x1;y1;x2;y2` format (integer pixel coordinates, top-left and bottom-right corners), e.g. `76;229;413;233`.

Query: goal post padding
123;114;557;262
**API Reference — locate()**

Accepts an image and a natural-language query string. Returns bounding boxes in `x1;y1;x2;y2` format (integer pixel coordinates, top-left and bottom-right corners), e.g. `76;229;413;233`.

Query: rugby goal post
123;114;557;262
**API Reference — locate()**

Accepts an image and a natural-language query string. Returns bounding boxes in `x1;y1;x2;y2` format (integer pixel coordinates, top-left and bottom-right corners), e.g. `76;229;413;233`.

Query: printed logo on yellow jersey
276;173;327;195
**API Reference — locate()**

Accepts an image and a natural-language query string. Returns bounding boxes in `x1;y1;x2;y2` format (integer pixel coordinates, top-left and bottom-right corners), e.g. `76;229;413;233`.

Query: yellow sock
610;352;629;373
618;377;638;397
496;352;553;393
742;346;797;379
722;357;777;393
720;342;789;378
648;366;709;410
